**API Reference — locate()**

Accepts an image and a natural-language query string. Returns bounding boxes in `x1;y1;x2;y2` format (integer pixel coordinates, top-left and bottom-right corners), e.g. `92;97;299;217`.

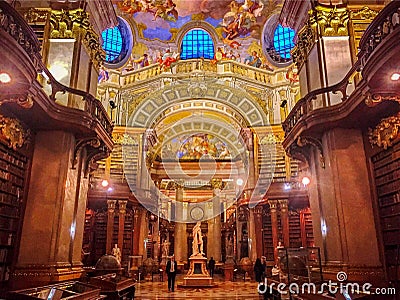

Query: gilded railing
110;59;276;88
0;1;113;138
282;1;400;137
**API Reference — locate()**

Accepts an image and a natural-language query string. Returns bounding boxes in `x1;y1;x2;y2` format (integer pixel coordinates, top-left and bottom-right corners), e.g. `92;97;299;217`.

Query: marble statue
111;244;121;263
191;221;204;256
162;240;170;257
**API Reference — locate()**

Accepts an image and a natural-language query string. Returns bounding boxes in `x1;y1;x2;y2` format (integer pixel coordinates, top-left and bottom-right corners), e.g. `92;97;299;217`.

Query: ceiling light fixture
391;73;400;81
0;73;11;84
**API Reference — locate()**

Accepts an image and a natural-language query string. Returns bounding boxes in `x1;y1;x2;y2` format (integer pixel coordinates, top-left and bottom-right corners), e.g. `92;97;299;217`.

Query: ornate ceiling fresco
114;0;283;60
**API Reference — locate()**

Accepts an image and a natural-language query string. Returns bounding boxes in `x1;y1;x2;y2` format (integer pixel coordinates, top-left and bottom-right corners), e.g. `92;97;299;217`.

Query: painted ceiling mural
161;134;232;160
114;0;282;68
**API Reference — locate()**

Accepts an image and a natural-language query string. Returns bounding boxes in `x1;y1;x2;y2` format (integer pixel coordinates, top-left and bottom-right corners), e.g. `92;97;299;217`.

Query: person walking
166;255;177;292
254;258;265;283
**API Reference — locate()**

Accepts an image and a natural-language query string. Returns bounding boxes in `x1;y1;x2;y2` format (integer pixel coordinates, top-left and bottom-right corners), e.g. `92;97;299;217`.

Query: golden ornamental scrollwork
312;5;350;36
0;93;34;109
0;115;29;150
112;132;139;145
291;19;316;70
365;93;400;107
82;27;106;70
351;6;380;21
23;8;49;23
210;178;223;190
368;113;399;149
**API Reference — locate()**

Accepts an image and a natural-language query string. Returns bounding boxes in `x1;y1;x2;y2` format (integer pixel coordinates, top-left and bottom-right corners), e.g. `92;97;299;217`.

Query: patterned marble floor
134;275;264;299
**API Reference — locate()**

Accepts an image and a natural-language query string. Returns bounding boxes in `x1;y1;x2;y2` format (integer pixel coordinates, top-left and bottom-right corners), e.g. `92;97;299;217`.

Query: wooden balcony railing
0;1;113;139
282;1;400;137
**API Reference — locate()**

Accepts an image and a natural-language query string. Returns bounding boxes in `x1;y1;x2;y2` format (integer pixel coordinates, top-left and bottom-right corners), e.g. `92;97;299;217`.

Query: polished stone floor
134;275;263;299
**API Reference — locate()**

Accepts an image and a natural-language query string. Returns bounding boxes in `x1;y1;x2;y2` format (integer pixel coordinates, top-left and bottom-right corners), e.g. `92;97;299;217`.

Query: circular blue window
273;24;295;59
102;17;132;68
262;14;296;67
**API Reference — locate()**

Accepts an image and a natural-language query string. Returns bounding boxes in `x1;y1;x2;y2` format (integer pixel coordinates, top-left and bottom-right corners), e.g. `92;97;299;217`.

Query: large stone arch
127;81;269;128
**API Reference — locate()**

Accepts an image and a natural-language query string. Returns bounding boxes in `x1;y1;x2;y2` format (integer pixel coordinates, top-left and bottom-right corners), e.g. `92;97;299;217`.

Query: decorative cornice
365;93;400;107
72;137;101;169
368;113;399;150
0;115;29;150
0;93;34;109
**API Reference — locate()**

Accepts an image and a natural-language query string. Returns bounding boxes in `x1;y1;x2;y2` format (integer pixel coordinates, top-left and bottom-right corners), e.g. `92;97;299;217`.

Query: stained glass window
181;29;214;60
102;26;123;63
273;24;295;59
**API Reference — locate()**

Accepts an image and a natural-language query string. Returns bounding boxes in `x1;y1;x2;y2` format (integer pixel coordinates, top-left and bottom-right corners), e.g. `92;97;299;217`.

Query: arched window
101;17;133;68
273;24;295;59
180;29;214;60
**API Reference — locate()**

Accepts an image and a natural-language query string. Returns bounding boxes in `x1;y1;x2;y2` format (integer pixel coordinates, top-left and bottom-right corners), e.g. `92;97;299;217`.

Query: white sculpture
162;240;170;257
111;244;121;263
191;221;204;256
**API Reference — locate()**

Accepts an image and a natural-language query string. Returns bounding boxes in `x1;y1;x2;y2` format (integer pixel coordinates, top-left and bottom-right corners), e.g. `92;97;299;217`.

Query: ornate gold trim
313;5;350;36
365;93;400;107
351;6;379;21
368;113;400;149
112;132;139;145
291;19;316;70
0;115;29;150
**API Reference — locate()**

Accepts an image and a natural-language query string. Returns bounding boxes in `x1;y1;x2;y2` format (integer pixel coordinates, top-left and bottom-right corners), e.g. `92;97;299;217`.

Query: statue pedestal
181;255;214;287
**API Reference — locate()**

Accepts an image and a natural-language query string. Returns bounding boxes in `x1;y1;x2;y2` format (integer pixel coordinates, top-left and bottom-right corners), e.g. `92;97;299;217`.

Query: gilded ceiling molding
0;93;34;109
0;115;29;150
368;113;400;150
312;5;350;37
365;93;400;107
297;136;325;168
50;9;104;69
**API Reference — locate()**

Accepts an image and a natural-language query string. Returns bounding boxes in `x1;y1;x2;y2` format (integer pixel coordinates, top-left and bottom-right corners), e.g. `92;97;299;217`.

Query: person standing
208;257;216;277
166;255;177;292
254;258;265;283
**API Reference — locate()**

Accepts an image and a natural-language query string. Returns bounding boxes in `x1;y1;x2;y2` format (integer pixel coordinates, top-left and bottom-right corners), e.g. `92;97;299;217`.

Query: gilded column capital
107;200;117;213
50;9;105;69
312;5;350;37
254;206;263;218
278;199;288;211
119;200;128;215
269;200;278;211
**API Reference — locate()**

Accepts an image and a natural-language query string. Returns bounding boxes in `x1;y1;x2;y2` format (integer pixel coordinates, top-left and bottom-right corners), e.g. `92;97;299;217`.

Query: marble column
174;184;187;262
138;209;147;258
249;208;257;262
106;199;117;254
279;200;290;248
269;200;279;263
117;200;127;252
208;182;222;261
307;128;383;283
15;132;88;288
132;207;141;255
254;206;263;258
